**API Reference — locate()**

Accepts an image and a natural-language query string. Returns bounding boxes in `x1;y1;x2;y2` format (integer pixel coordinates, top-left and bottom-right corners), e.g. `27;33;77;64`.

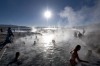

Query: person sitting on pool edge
70;45;89;66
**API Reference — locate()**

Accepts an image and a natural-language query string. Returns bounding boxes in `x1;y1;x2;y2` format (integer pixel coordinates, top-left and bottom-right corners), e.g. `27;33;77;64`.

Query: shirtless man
70;45;89;66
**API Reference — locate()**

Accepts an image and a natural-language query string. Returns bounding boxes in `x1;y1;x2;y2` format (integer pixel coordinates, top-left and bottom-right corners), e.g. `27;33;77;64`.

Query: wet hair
74;45;81;51
15;52;20;59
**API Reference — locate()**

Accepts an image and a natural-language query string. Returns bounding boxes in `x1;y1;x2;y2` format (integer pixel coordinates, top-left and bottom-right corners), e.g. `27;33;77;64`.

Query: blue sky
0;0;98;27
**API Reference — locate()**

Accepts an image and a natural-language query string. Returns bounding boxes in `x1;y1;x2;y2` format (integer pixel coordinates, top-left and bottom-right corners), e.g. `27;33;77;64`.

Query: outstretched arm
77;53;89;63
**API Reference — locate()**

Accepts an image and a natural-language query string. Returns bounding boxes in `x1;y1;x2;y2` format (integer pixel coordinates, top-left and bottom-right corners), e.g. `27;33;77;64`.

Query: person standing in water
5;27;14;43
70;45;89;66
52;40;56;47
0;27;14;50
83;29;85;35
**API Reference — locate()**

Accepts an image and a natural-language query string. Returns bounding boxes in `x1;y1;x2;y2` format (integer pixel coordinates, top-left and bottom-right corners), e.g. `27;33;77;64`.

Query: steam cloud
59;0;100;26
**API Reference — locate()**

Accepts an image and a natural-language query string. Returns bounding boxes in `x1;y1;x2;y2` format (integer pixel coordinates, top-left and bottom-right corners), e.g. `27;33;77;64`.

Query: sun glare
44;10;52;19
43;34;54;44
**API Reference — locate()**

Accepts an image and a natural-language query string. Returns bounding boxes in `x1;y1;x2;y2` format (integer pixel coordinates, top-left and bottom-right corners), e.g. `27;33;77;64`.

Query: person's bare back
70;45;89;66
70;50;78;66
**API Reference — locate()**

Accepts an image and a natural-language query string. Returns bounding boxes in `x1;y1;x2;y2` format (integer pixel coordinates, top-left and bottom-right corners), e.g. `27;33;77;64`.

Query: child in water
70;45;89;66
7;52;20;66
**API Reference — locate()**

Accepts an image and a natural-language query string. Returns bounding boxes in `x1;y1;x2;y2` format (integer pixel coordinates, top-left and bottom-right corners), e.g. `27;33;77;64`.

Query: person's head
74;45;81;51
8;27;11;30
15;52;20;59
34;41;36;43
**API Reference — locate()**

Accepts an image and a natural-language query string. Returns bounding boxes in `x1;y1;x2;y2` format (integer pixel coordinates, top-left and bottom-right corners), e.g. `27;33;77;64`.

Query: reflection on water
1;27;100;66
42;33;55;52
43;34;54;44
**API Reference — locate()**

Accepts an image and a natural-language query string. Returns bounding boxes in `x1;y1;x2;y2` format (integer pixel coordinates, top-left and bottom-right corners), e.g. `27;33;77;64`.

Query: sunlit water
0;28;100;66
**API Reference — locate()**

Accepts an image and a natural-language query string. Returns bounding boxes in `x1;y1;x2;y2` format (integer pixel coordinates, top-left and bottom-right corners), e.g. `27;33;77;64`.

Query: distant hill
0;24;32;32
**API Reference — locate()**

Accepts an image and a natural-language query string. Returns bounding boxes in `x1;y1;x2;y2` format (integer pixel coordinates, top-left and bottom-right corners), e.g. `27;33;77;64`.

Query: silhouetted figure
33;41;36;46
8;27;14;36
5;27;14;43
83;29;85;35
23;41;25;44
52;40;55;44
0;28;3;32
7;52;21;66
74;32;77;38
52;40;56;47
0;27;14;50
78;32;83;38
36;35;37;39
70;45;89;66
35;35;39;42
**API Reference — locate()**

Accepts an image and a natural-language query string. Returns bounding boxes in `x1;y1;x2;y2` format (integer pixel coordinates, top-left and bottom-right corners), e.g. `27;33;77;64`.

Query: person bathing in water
7;52;20;66
70;45;89;66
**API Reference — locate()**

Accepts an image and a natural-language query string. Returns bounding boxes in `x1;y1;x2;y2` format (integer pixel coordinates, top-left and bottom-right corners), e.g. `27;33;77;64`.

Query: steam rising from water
0;26;100;66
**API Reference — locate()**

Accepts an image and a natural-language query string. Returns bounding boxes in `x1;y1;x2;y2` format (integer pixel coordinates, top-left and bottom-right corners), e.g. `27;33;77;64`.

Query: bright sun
44;10;52;19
